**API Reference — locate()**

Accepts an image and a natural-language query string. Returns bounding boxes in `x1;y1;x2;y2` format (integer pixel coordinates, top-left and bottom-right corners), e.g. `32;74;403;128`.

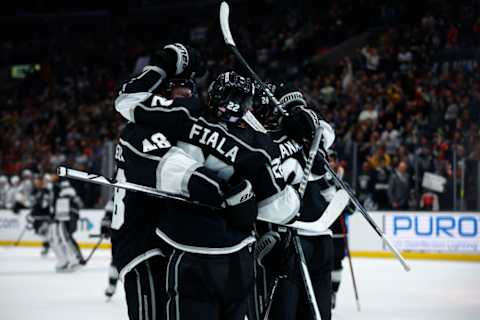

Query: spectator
361;46;380;72
420;190;440;211
0;1;478;209
380;121;401;155
358;103;378;123
368;145;391;169
388;161;411;210
356;161;377;210
397;46;413;73
0;175;9;209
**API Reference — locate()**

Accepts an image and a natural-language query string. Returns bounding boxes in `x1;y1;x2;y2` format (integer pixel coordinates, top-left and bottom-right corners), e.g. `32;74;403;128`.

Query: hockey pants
165;246;255;320
268;235;334;320
124;255;167;320
331;235;345;293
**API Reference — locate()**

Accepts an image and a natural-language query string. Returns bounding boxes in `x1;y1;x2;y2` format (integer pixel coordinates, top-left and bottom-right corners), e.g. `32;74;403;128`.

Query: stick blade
288;189;350;233
220;2;236;46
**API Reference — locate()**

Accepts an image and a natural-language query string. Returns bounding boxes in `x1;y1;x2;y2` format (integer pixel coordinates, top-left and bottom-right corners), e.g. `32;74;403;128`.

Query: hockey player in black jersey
100;200;119;299
112;43;275;320
252;83;339;320
115;43;301;320
29;174;52;257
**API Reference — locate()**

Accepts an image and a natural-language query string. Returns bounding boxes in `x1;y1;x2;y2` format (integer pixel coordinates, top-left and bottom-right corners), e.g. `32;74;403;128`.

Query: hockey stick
56;166;215;209
80;235;104;266
261;189;349;320
12;224;29;247
220;2;287;116
57;166;333;235
319;157;411;271
340;215;361;311
220;3;323;319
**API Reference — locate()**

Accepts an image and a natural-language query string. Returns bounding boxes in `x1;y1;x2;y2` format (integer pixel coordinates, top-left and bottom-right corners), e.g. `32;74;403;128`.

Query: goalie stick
220;3;324;319
57;166;342;235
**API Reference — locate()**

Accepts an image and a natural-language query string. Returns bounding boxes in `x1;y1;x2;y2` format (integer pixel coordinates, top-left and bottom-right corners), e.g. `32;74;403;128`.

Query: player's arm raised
115;43;204;134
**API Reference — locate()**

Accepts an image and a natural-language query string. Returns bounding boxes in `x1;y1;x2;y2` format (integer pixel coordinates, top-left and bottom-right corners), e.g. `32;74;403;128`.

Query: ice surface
0;247;127;320
0;247;479;320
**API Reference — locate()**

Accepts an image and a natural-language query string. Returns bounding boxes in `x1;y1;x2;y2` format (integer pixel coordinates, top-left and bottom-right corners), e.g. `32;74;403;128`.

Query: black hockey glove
274;83;307;111
151;43;206;78
345;202;356;215
282;106;321;144
100;217;112;238
222;179;257;232
255;230;293;277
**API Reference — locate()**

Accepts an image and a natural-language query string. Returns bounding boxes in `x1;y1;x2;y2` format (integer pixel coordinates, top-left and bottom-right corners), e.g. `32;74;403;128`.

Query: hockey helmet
10;175;20;185
251;80;279;129
208;71;255;124
166;78;198;99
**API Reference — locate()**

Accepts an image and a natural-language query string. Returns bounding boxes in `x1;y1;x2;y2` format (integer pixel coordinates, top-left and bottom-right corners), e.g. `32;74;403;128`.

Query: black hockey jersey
112;123;229;277
115;66;300;254
30;187;51;218
270;130;336;236
51;180;82;222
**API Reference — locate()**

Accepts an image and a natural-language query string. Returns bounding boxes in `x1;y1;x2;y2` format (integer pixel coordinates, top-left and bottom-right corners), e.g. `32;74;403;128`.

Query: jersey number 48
111;169;126;230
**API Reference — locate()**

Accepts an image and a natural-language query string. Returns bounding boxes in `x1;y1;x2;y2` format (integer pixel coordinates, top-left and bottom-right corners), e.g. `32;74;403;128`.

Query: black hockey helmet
166;78;199;98
251;80;279;129
208;71;255;124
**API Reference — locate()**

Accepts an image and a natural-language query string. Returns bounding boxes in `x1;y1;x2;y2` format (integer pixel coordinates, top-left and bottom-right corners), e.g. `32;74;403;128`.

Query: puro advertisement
383;212;480;252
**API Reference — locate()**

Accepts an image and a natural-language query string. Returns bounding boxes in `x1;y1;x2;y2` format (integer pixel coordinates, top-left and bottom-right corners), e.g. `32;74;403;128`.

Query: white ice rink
0;247;479;320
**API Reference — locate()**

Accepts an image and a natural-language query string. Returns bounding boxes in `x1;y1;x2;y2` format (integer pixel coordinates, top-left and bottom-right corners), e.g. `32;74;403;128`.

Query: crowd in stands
1;0;479;210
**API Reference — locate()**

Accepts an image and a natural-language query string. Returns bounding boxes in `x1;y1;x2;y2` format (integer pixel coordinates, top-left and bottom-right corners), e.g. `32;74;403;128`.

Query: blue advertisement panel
384;212;480;252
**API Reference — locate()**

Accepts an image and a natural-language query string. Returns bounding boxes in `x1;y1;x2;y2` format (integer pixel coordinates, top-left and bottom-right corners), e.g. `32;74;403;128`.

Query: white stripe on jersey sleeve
115;92;153;122
156;148;203;198
257;185;300;224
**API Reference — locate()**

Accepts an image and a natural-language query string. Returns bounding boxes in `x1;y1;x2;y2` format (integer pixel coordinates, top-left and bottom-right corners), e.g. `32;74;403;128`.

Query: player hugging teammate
107;42;345;320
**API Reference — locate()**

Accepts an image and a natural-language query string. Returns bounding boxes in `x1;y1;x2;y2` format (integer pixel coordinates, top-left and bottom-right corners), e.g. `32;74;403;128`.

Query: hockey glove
222;179;257;232
345;202;356;215
282;106;321;144
255;230;293;277
274;83;307;110
151;43;206;78
100;217;112;238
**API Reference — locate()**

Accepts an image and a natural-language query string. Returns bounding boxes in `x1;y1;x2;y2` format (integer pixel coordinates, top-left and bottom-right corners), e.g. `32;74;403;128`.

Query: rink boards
0;209;110;249
0;209;479;261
